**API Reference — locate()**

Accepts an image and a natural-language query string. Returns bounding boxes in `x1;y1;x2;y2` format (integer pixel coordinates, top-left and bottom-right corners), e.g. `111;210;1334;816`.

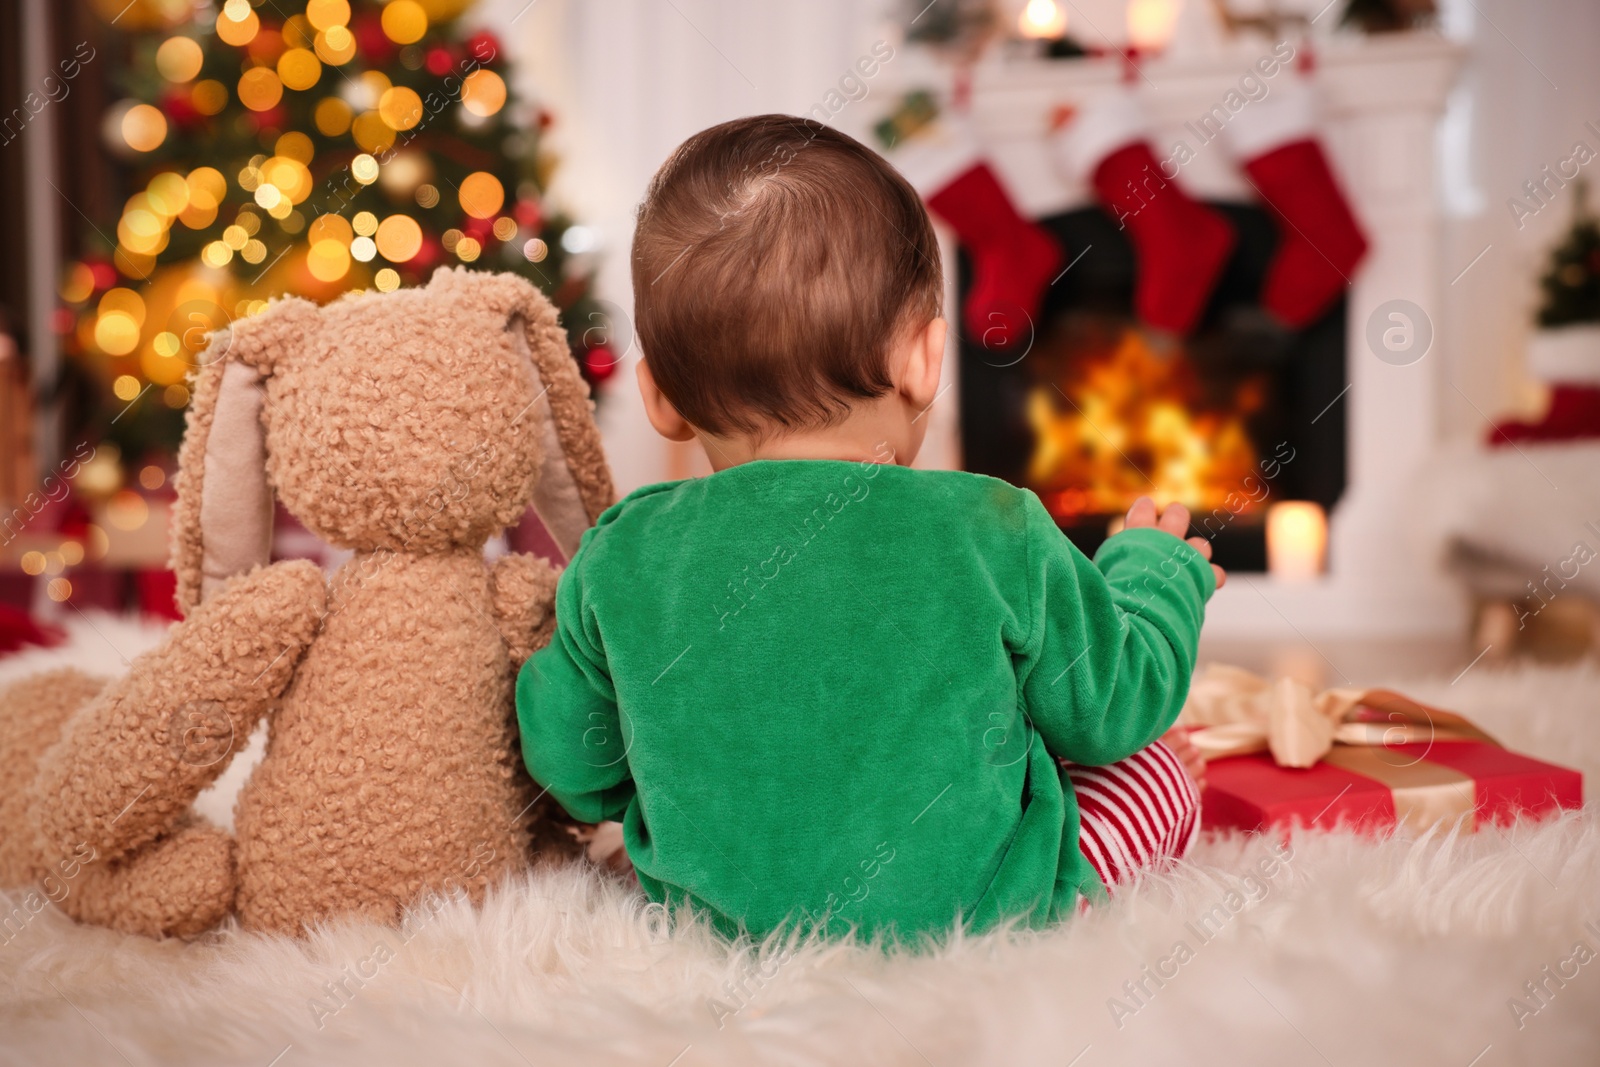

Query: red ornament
465;31;502;63
425;46;455;76
409;235;441;273
352;11;399;65
513;199;543;231
160;87;202;128
536;109;554;131
412;234;443;271
582;346;618;383
87;259;118;291
461;214;495;243
247;104;288;133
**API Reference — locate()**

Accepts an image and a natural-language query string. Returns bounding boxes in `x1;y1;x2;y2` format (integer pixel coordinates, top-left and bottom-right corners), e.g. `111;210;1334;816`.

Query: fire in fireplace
958;201;1348;572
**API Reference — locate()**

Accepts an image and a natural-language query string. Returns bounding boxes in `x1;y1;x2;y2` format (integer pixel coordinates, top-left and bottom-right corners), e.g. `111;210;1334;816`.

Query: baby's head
631;115;946;468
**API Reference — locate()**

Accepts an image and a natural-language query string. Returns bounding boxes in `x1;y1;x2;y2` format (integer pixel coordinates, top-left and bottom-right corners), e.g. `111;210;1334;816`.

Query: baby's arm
1017;494;1217;767
516;562;635;824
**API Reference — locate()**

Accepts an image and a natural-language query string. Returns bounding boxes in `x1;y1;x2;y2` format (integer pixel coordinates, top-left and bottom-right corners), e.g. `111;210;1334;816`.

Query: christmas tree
63;0;613;466
1536;178;1600;328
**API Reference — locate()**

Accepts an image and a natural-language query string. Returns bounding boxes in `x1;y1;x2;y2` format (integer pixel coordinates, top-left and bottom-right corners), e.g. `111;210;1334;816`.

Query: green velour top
517;459;1214;943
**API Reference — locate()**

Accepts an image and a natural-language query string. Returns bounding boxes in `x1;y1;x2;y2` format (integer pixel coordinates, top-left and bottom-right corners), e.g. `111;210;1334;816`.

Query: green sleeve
516;557;635;823
1017;496;1215;766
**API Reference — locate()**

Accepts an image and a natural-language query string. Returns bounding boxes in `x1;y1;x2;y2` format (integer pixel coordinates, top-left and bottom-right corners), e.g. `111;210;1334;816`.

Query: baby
517;115;1223;941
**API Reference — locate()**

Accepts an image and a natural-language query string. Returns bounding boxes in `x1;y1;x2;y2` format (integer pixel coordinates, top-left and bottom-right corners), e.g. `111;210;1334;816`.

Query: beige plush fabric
0;269;615;938
3;619;1598;1067
0;668;106;887
197;361;273;602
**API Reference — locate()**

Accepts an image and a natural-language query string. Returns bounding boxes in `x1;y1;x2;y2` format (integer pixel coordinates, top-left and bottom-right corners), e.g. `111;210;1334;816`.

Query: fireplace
958;202;1347;573
906;34;1467;638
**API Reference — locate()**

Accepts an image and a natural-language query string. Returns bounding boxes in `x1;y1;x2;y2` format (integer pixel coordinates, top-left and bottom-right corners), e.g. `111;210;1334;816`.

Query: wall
1436;0;1600;442
478;0;1600;489
479;0;898;492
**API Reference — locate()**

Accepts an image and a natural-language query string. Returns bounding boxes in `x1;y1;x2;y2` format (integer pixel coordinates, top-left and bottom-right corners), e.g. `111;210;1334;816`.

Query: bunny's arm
487;552;561;667
29;560;326;869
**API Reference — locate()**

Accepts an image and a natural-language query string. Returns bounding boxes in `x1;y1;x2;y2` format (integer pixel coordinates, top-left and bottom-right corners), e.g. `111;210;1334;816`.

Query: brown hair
631;114;942;437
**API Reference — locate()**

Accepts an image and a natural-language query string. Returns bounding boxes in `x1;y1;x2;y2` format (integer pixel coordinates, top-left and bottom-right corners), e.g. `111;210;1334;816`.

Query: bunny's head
170;267;614;613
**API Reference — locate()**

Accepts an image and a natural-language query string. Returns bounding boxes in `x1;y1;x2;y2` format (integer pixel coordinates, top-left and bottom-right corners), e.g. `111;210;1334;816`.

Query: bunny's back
233;548;532;933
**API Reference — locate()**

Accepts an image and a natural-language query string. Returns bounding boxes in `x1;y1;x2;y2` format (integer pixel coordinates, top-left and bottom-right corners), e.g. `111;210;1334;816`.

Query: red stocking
899;117;1063;349
1491;385;1600;444
1489;327;1600;444
1053;90;1235;335
1223;77;1368;328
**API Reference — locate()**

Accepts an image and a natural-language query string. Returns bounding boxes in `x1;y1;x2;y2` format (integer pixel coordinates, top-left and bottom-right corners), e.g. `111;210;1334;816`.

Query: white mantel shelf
907;33;1471;639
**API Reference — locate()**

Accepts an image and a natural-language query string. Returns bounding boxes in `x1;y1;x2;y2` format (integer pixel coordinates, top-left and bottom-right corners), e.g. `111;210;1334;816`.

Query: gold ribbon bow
1178;666;1502;831
1180;664;1498;768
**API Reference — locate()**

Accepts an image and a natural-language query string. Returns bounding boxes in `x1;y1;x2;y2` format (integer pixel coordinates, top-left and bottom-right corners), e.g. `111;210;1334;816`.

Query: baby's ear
169;297;319;615
432;269;616;557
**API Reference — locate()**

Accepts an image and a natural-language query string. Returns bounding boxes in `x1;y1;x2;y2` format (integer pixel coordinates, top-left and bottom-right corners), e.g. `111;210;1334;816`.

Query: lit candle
1127;0;1181;52
1267;502;1328;581
1018;0;1067;39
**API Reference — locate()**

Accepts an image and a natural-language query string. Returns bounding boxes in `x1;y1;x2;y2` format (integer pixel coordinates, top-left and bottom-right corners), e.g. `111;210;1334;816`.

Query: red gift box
1202;739;1584;833
1184;665;1584;834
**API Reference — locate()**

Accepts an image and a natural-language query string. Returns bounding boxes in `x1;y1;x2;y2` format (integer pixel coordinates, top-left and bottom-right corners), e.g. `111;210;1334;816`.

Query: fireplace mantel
909;33;1468;639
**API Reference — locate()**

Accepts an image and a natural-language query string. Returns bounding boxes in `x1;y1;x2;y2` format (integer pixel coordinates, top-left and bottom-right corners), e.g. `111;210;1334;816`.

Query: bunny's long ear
170;297;319;616
441;269;616;558
519;298;616;558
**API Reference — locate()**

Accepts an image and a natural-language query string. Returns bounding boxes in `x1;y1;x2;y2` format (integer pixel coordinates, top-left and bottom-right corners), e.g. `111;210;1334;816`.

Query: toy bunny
0;268;614;937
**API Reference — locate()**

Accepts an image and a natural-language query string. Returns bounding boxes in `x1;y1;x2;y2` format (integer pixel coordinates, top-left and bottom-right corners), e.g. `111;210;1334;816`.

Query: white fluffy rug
2;617;1598;1066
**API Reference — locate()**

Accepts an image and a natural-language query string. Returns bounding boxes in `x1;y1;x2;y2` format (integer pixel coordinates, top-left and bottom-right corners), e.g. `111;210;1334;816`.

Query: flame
1026;328;1261;520
1018;0;1067;39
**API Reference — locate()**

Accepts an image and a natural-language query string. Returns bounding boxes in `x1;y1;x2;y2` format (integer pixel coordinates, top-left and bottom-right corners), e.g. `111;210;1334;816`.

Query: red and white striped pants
1063;741;1201;890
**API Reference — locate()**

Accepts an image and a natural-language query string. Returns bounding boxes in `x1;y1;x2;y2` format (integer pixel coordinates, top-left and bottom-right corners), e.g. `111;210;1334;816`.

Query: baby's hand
1120;496;1227;590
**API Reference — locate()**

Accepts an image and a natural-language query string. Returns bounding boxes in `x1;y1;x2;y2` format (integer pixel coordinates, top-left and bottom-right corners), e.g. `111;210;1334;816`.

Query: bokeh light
107;491;150;531
215;4;259;47
315;96;353;135
59;263;95;304
308;214;354;245
121;104;168;152
156;36;204;82
275;131;314;163
381;0;428;44
458;171;504;219
238;68;284;111
461;70;506;117
316;25;357;64
352;110;396;152
278;48;323;91
306;239;351;282
306;0;351;30
192;79;228;115
375;214;422;261
147;172;191;216
379;86;423;130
